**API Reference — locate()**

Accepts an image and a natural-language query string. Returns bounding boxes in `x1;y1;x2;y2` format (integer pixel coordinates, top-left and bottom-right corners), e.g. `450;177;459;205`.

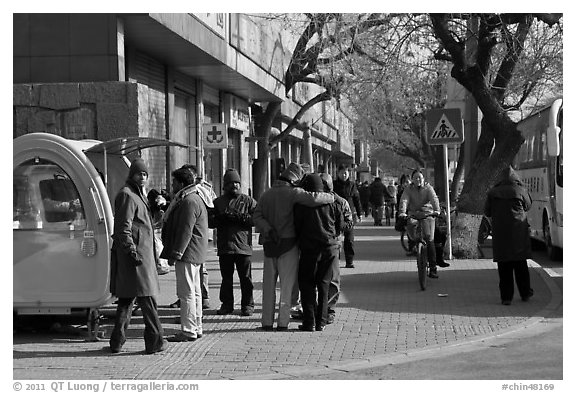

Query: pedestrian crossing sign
425;108;464;145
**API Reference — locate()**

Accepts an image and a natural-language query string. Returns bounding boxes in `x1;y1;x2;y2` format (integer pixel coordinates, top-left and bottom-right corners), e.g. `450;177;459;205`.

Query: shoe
521;290;534;302
202;300;210;310
241;307;254;316
169;299;180;308
298;324;315;332
146;340;169;354
260;326;274;331
290;309;304;320
315;325;326;331
344;264;355;268
216;306;234;315
166;333;196;342
276;326;288;331
437;261;450;268
502;300;512;306
110;346;122;354
428;269;439;279
327;313;335;325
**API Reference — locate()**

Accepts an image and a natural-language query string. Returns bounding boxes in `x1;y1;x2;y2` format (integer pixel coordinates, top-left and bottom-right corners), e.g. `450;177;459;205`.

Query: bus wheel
544;214;562;261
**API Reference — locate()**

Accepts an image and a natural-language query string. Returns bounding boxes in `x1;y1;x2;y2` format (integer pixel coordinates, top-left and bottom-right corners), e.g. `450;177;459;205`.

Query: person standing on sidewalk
358;180;371;218
484;166;534;306
211;169;257;316
368;177;387;226
161;166;209;342
319;173;353;326
253;163;334;331
294;174;346;332
109;158;167;354
333;165;362;268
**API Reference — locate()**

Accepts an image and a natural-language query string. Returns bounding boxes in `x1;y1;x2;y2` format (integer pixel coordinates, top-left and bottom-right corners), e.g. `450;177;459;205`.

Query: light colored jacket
399;182;440;216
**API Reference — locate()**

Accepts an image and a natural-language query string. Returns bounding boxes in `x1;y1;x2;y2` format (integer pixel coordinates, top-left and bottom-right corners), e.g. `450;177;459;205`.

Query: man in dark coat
369;177;387;226
211;169;258;316
484;166;534;305
319;173;353;325
294;174;346;331
358;181;371;218
110;158;167;354
333;165;362;268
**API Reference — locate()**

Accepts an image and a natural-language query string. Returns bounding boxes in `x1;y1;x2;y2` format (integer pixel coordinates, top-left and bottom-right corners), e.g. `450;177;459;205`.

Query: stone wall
13;82;139;141
13;81;168;191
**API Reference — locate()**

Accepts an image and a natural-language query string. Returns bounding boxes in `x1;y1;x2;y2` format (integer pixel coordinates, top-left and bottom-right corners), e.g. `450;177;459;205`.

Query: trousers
497;260;533;301
261;245;299;328
407;216;437;267
110;296;163;353
299;246;338;328
218;254;254;309
175;262;203;337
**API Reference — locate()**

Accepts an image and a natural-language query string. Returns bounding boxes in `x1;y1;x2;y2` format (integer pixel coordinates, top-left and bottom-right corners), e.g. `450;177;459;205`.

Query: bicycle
401;212;437;291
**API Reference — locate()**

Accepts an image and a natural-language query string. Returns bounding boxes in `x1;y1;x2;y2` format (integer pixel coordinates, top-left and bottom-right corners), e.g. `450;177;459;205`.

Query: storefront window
13;159;86;231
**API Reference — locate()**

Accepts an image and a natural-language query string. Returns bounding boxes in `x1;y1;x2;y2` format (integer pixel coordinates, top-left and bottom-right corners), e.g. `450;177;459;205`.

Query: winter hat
280;162;305;184
301;173;325;192
319;173;333;192
223;168;241;185
128;158;148;179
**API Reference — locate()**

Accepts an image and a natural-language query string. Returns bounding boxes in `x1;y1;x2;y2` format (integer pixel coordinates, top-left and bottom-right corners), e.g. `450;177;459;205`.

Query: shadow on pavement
338;268;553;319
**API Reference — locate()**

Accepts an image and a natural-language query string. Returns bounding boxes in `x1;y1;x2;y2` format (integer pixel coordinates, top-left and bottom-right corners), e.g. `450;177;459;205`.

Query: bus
515;97;563;260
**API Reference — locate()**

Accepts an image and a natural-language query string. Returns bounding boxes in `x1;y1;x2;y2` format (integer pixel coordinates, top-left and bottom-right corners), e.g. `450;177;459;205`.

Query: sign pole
443;143;453;260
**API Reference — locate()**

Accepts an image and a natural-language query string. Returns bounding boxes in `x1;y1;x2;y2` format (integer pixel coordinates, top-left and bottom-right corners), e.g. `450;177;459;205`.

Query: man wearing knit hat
253;163;334;331
210;168;258;316
110;157;167;354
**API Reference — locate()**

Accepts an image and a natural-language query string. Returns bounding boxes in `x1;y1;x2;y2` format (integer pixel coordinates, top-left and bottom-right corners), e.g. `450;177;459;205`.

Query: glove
129;250;143;266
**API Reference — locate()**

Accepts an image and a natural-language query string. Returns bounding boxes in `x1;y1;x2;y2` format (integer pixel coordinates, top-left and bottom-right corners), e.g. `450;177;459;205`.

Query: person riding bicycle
398;169;444;278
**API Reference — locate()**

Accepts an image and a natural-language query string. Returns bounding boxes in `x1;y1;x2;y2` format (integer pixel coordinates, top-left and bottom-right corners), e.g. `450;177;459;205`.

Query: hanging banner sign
203;123;228;149
425;108;464;145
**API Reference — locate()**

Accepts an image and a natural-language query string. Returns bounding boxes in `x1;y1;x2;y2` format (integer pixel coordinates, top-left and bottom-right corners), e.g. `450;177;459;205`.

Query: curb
235;259;562;380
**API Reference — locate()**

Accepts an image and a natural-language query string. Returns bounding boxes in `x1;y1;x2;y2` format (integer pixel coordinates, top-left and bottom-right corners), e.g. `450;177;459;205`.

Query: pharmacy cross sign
425;108;464;145
207;125;223;143
202;123;228;149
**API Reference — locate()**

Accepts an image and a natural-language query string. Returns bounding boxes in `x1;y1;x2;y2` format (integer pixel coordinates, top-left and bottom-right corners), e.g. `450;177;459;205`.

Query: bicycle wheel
401;231;410;251
417;242;427;291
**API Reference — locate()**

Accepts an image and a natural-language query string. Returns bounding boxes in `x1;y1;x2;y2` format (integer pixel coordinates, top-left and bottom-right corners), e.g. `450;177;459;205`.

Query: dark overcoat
484;167;532;262
110;180;159;298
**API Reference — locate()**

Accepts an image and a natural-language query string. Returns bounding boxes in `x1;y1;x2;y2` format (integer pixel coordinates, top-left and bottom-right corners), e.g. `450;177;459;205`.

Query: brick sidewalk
13;225;559;380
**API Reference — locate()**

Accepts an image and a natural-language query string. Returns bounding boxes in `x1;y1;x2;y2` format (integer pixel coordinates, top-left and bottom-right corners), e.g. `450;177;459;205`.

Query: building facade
13;13;355;197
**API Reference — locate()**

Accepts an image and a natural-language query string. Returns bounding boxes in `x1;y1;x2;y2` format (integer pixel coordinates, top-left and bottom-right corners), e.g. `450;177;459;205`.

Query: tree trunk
451;118;524;258
252;102;281;200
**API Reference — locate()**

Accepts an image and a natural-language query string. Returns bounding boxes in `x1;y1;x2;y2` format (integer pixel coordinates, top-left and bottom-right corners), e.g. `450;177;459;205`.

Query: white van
13;132;186;338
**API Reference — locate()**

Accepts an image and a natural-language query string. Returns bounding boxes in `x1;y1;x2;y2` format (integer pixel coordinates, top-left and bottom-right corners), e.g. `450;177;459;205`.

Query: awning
85;137;189;156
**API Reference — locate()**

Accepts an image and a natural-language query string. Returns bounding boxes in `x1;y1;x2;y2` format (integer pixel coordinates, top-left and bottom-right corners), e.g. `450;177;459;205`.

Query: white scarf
162;184;214;224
